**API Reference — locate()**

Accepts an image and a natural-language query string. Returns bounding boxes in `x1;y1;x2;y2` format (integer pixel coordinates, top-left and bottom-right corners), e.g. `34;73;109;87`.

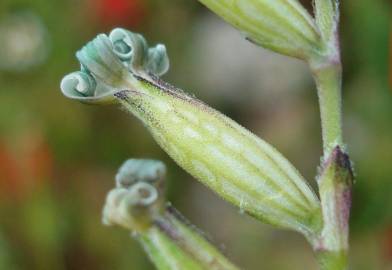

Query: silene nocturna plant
61;1;353;269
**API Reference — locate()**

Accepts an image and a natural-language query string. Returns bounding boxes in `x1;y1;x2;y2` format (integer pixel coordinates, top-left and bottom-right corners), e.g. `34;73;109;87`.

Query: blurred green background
0;0;391;269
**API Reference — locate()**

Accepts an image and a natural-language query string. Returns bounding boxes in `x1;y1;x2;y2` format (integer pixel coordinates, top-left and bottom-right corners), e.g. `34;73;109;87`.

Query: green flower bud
102;159;166;232
198;0;322;59
63;30;322;238
117;83;322;236
103;159;240;270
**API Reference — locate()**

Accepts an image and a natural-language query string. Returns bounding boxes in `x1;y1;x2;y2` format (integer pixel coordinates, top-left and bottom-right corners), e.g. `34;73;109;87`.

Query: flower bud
103;159;240;270
63;29;322;237
198;0;322;59
117;84;322;236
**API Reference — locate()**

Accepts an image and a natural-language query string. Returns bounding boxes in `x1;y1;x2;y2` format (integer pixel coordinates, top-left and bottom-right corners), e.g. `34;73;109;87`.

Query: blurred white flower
0;11;49;71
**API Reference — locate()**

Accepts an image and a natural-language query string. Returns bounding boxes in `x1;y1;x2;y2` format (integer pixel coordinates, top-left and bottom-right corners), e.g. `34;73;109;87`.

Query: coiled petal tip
60;28;170;104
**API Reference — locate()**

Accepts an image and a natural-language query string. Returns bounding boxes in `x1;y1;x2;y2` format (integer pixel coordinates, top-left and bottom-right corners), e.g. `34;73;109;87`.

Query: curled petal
129;182;159;206
61;71;96;97
145;44;170;76
116;159;167;189
108;28;170;75
102;182;160;232
61;28;170;104
109;28;148;69
60;70;119;105
76;34;130;87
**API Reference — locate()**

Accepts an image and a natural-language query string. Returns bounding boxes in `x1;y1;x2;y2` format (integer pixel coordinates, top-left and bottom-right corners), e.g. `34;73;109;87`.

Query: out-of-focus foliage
0;0;391;269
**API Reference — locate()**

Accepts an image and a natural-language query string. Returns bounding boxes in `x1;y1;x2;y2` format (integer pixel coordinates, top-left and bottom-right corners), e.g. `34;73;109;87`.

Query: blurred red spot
23;136;53;185
93;0;146;27
0;141;21;196
0;134;53;200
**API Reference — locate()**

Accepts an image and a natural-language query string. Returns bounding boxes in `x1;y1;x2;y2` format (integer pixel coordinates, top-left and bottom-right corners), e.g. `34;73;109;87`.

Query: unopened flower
103;159;165;232
103;159;239;270
62;29;322;238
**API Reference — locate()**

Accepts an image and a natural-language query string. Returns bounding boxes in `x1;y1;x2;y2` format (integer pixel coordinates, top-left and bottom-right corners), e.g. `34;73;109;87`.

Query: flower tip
60;71;118;105
129;182;159;206
146;43;170;76
102;182;159;231
61;28;171;105
60;71;96;96
109;28;134;60
76;34;128;86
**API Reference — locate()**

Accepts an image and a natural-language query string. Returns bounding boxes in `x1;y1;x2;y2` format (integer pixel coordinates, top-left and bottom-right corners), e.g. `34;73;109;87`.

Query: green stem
310;41;351;270
316;250;348;270
311;58;343;157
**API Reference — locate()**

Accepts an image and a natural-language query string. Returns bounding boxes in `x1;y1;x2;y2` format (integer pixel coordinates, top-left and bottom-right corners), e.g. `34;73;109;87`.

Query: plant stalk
310;35;351;270
315;250;348;270
311;57;343;157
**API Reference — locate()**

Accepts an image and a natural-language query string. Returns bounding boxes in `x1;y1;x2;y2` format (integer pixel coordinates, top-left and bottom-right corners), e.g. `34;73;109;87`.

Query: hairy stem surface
311;58;343;157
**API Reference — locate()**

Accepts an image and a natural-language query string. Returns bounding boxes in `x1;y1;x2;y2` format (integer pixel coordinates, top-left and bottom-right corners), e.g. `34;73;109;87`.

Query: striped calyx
198;0;322;59
139;205;239;270
314;0;340;43
116;80;322;237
